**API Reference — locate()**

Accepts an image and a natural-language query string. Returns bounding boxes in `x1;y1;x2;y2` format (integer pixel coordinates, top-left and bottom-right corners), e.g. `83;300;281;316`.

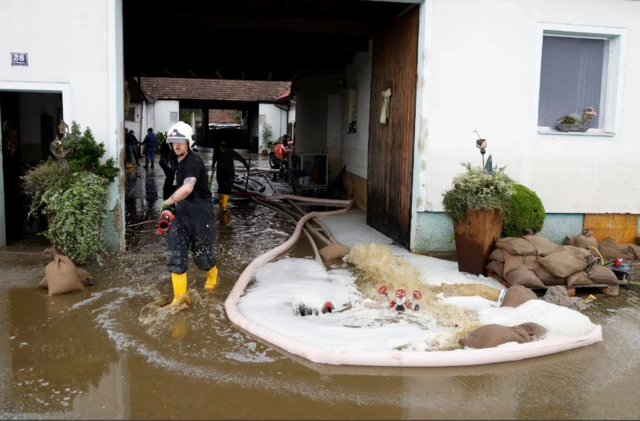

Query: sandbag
532;265;566;286
503;253;538;276
563;236;574;246
566;270;593;287
523;235;561;257
537;248;592;278
495;237;537;256
489;248;505;263
586;265;619;285
598;237;635;261
561;245;595;260
505;269;546;289
41;248;85;296
486;260;504;279
319;244;351;262
627;244;640;261
39;266;94;288
500;284;539;307
573;234;598;250
517;322;547;340
459;324;531;349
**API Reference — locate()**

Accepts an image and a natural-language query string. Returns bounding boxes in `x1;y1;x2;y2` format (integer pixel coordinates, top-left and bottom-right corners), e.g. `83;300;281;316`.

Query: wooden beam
215;71;223;79
147;14;374;36
162;69;177;77
268;71;272;81
241;71;246;80
188;70;199;78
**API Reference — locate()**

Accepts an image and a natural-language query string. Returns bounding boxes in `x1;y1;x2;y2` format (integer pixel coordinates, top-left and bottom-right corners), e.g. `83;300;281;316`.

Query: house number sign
11;53;28;66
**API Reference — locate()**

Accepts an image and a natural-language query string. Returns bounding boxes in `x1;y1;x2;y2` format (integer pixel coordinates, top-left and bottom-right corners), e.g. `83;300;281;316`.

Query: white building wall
258;103;287;148
295;74;343;154
152;100;180;134
341;42;373;180
418;0;640;214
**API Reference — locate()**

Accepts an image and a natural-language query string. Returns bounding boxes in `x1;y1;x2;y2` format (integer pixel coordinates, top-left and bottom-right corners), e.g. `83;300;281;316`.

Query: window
536;24;626;135
126;106;136;121
170;111;178;123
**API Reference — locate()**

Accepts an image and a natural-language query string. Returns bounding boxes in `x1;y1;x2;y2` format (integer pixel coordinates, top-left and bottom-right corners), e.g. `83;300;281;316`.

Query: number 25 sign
11;53;28;66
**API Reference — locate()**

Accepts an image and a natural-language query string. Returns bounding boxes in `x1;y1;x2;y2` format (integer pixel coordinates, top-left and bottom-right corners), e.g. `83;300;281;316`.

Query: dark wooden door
367;6;419;248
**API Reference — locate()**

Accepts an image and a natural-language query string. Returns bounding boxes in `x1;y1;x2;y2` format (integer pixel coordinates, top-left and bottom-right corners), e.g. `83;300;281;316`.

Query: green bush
43;172;109;264
66;122;119;182
442;162;515;224
501;183;546;237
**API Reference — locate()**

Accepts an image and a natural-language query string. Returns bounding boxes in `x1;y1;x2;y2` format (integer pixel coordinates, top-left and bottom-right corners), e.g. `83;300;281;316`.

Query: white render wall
258;103;288;148
152;100;180;134
0;0;114;158
417;0;640;214
341;42;373;180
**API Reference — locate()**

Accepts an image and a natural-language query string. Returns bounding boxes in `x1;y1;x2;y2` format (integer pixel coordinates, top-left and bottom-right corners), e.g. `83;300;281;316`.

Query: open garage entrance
122;0;421;249
0;87;68;247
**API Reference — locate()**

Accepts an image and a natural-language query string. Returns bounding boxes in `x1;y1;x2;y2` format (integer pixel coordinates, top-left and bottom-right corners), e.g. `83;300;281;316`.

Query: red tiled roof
209;109;239;123
140;78;290;102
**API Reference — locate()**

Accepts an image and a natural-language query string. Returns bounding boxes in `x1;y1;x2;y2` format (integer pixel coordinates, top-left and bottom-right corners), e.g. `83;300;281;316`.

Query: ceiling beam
162;69;177;77
215;71;223;79
188;70;199;78
144;14;375;36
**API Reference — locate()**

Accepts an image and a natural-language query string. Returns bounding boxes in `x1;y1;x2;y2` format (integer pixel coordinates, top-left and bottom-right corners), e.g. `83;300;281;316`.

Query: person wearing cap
161;122;218;306
210;139;250;212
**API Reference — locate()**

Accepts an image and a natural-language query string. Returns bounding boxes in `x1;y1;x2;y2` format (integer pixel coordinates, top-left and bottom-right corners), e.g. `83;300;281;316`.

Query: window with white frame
170;111;178;123
537;25;625;134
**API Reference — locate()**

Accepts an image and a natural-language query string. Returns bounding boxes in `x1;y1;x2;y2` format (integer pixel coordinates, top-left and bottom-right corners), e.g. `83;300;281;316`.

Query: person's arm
162;178;196;207
233;150;249;172
211;150;218;169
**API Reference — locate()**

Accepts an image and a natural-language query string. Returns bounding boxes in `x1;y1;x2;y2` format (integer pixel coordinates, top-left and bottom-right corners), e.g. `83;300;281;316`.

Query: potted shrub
556;107;597;132
22;121;119;264
501;184;546;238
443;162;514;276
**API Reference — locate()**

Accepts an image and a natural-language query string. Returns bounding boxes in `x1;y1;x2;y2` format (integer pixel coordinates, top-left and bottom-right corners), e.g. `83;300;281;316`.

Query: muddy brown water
1;157;640;419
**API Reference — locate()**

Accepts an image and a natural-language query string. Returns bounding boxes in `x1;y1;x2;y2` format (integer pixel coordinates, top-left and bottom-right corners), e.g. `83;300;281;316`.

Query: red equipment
378;285;422;312
156;210;175;234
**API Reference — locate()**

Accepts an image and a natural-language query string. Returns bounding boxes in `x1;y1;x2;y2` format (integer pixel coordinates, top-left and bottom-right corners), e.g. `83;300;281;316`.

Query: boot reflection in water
220;212;230;225
171;316;190;339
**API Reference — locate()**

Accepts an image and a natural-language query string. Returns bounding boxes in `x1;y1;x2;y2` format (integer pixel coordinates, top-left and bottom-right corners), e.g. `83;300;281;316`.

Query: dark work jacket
211;147;249;173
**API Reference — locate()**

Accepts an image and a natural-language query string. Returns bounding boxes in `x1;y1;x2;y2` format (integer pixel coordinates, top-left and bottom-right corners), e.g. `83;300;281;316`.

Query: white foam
238;255;598;353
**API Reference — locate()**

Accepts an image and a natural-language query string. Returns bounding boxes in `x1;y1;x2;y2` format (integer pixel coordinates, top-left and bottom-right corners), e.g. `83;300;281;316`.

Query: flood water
1;153;640;419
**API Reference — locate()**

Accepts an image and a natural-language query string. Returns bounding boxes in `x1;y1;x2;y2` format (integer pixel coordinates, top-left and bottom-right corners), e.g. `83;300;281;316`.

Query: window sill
537;128;616;137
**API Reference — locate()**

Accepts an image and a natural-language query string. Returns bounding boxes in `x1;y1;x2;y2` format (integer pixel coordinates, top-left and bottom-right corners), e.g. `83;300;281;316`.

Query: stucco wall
341;42;373;180
416;0;640;215
152;100;179;134
258;103;287;148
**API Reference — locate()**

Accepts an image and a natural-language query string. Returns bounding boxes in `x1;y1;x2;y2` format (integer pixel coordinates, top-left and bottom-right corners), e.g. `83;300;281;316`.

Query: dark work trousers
167;197;216;274
216;170;235;195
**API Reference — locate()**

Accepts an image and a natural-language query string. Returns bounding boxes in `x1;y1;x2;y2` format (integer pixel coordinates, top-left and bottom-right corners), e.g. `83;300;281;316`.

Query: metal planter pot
453;208;503;276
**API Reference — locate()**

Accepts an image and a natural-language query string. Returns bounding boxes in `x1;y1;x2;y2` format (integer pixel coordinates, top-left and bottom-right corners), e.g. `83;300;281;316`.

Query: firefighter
161;122;218;306
210;139;250;212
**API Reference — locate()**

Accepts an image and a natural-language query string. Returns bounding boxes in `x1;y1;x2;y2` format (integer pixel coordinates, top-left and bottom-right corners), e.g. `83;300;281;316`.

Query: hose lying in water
225;193;603;367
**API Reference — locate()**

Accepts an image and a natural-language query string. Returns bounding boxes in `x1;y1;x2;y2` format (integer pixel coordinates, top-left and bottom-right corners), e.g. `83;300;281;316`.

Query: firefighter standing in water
161;122;218;306
210;139;250;212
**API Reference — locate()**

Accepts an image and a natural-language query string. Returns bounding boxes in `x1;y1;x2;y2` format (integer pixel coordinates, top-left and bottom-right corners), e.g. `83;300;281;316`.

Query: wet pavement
1;152;640;419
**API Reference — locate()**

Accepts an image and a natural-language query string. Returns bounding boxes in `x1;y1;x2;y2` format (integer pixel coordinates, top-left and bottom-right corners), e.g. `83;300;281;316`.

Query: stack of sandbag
565;232;640;261
38;248;94;296
486;235;618;289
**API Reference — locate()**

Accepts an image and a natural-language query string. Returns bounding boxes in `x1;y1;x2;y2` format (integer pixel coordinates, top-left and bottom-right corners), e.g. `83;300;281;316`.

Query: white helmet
167;121;195;149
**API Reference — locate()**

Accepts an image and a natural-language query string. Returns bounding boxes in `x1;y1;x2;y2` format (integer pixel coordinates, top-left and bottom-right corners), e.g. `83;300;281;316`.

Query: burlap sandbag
505;269;546;289
40;248;85;296
39;265;94;288
566;270;593;287
532;265;566;286
561;245;595;260
489;248;505;263
626;244;640;261
573;234;598;250
523;235;561;257
598;237;635;261
500;284;539;307
486;260;504;279
586;265;619;285
517;322;547;340
319;244;351;262
563;236;574;246
538;248;592;278
495;237;537;256
459;324;531;349
503;253;538;276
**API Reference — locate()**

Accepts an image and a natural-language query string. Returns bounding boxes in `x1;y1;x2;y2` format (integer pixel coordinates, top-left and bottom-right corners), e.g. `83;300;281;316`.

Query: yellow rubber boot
220;194;229;212
170;272;188;305
204;266;218;290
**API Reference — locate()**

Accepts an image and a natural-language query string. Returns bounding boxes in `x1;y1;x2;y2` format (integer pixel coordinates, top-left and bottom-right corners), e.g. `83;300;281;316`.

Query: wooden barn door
367;6;419;248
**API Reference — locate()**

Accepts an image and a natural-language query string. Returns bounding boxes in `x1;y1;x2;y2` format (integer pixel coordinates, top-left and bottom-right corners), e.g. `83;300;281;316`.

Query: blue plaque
11;53;28;66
